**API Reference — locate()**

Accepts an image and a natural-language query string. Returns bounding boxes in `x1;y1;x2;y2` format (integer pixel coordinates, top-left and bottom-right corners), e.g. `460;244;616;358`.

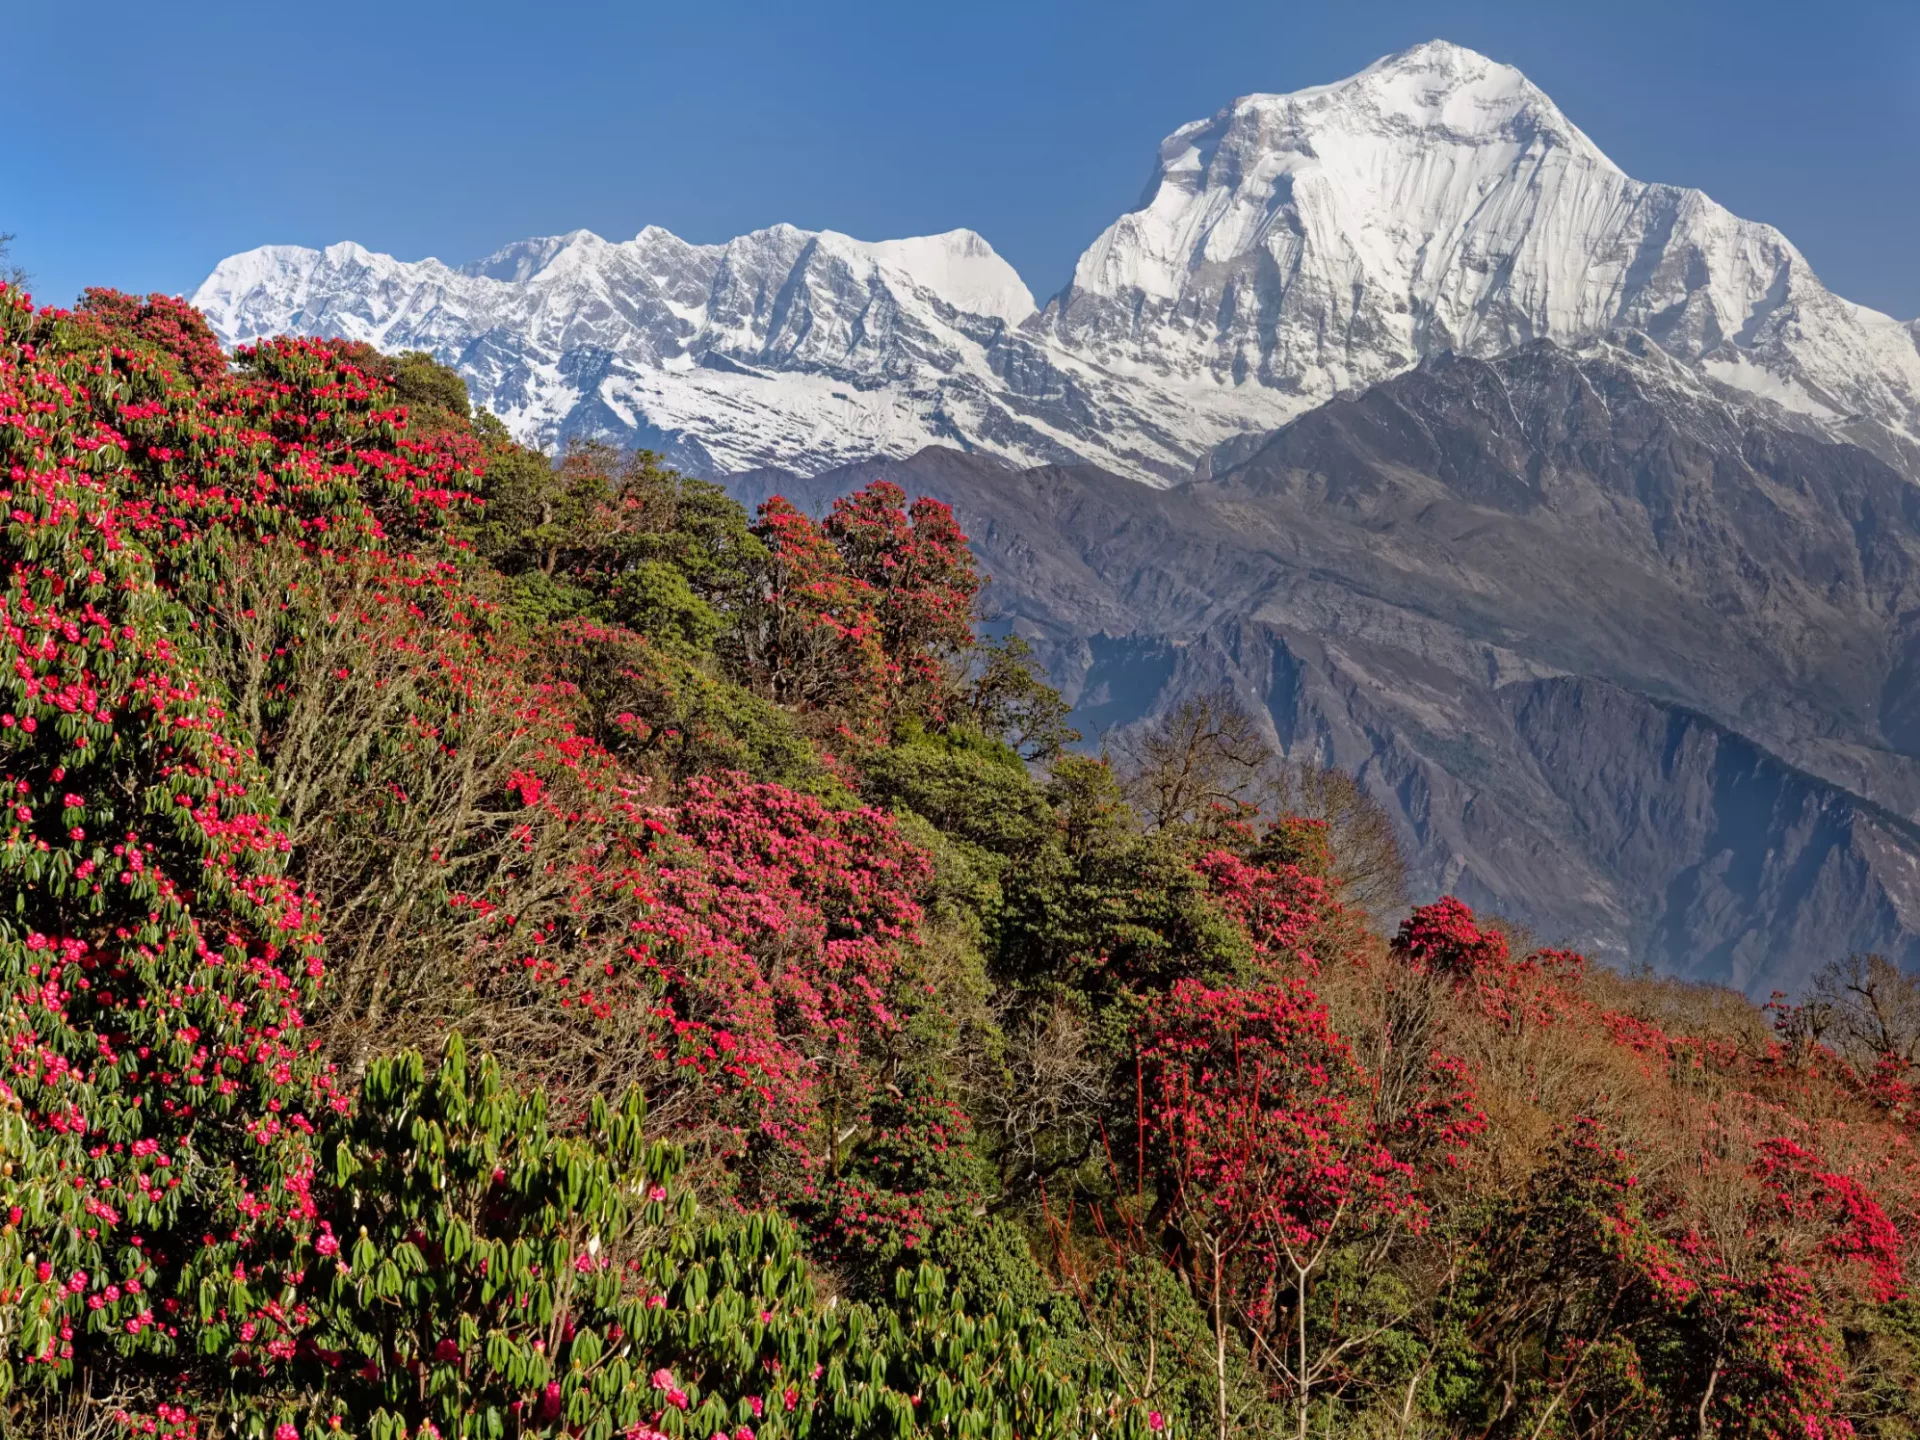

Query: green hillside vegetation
4;286;1920;1440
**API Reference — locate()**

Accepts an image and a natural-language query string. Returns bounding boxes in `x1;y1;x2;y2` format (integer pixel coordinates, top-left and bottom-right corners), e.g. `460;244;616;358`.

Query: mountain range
193;40;1920;485
191;40;1920;993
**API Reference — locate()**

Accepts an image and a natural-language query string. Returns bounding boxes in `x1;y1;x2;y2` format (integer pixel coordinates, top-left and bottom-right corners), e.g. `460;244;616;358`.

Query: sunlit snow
192;39;1920;486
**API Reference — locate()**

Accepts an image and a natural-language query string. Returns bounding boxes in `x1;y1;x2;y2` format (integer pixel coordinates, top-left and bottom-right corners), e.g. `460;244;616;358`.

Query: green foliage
961;634;1080;762
1254;814;1334;881
464;442;575;575
462;442;763;621
1074;1256;1284;1438
499;566;602;629
551;621;823;789
865;723;1050;858
646;476;767;609
279;1038;1148;1439
864;742;1247;1002
1849;1299;1920;1437
995;757;1248;994
285;1039;774;1437
607;559;723;657
386;349;474;421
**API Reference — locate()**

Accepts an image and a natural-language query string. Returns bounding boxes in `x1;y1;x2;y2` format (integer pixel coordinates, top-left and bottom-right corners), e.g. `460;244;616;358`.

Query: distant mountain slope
195;40;1920;483
727;338;1920;995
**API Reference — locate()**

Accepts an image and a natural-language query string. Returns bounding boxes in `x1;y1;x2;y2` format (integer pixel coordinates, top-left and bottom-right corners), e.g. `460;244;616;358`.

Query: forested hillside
5;284;1920;1440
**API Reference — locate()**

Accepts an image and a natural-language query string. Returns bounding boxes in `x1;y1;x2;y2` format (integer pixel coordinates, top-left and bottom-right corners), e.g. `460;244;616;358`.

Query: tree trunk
1212;1241;1229;1440
1696;1346;1723;1439
1297;1261;1311;1440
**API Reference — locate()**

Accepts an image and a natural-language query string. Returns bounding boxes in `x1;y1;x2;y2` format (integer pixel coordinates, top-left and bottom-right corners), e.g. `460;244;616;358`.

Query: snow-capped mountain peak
861;231;1035;323
1319;39;1610;158
193;220;1055;477
192;40;1920;483
1065;40;1616;308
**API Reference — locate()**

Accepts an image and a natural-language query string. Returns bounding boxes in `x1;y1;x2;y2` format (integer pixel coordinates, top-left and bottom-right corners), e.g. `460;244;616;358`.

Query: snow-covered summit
862;231;1035;324
1069;41;1615;308
192;40;1920;482
1044;39;1920;468
1310;39;1611;156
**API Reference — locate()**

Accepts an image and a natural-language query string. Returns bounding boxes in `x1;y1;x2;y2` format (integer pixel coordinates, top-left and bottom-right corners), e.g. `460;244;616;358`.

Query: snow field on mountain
194;39;1920;484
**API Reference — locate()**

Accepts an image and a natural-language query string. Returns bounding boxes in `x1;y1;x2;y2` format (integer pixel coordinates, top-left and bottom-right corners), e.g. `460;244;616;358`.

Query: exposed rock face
192;41;1920;484
728;339;1920;995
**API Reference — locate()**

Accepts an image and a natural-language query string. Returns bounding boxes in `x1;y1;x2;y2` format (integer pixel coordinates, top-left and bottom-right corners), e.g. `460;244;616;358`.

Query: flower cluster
1191;846;1328;975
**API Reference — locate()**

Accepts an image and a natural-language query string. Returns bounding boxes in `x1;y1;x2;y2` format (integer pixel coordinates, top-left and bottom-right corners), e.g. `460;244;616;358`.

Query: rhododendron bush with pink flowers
7;282;1920;1440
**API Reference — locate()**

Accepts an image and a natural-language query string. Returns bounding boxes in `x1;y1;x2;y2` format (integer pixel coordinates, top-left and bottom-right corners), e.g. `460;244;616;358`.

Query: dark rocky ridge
725;336;1920;996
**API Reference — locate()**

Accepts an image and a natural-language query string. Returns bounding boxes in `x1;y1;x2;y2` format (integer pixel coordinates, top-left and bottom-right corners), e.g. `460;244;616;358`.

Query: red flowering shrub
729;496;887;720
73;289;230;388
1754;1136;1907;1303
1457;1110;1892;1437
728;482;982;728
1191;847;1328;976
1393;896;1510;979
0;286;1150;1439
1460;1118;1703;1434
1138;979;1421;1258
1703;1262;1854;1440
0;282;355;1418
629;773;933;1189
1132;979;1432;1431
1393;896;1584;1029
822;481;979;712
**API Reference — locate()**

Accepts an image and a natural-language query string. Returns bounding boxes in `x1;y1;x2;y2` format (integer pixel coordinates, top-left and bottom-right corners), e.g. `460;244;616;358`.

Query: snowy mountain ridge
193;40;1920;483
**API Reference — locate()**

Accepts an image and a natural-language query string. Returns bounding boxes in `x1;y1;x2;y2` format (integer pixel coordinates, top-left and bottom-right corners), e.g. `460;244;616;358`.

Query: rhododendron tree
1392;896;1585;1031
1447;1118;1700;1437
821;481;978;714
729;496;886;722
727;482;982;728
799;1085;991;1272
1753;1135;1906;1304
1190;848;1328;979
1133;980;1428;1440
636;772;933;1188
1443;1112;1888;1438
71;289;231;388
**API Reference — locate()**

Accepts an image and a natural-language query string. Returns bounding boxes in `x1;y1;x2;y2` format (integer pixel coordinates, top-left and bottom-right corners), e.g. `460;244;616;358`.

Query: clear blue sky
8;0;1919;318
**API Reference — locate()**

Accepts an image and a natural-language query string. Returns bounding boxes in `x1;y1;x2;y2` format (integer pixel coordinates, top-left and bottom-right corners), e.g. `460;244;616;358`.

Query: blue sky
8;0;1919;318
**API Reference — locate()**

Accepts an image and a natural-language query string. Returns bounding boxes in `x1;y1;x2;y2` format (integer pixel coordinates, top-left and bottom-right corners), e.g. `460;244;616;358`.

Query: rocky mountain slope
729;337;1920;996
194;40;1920;483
